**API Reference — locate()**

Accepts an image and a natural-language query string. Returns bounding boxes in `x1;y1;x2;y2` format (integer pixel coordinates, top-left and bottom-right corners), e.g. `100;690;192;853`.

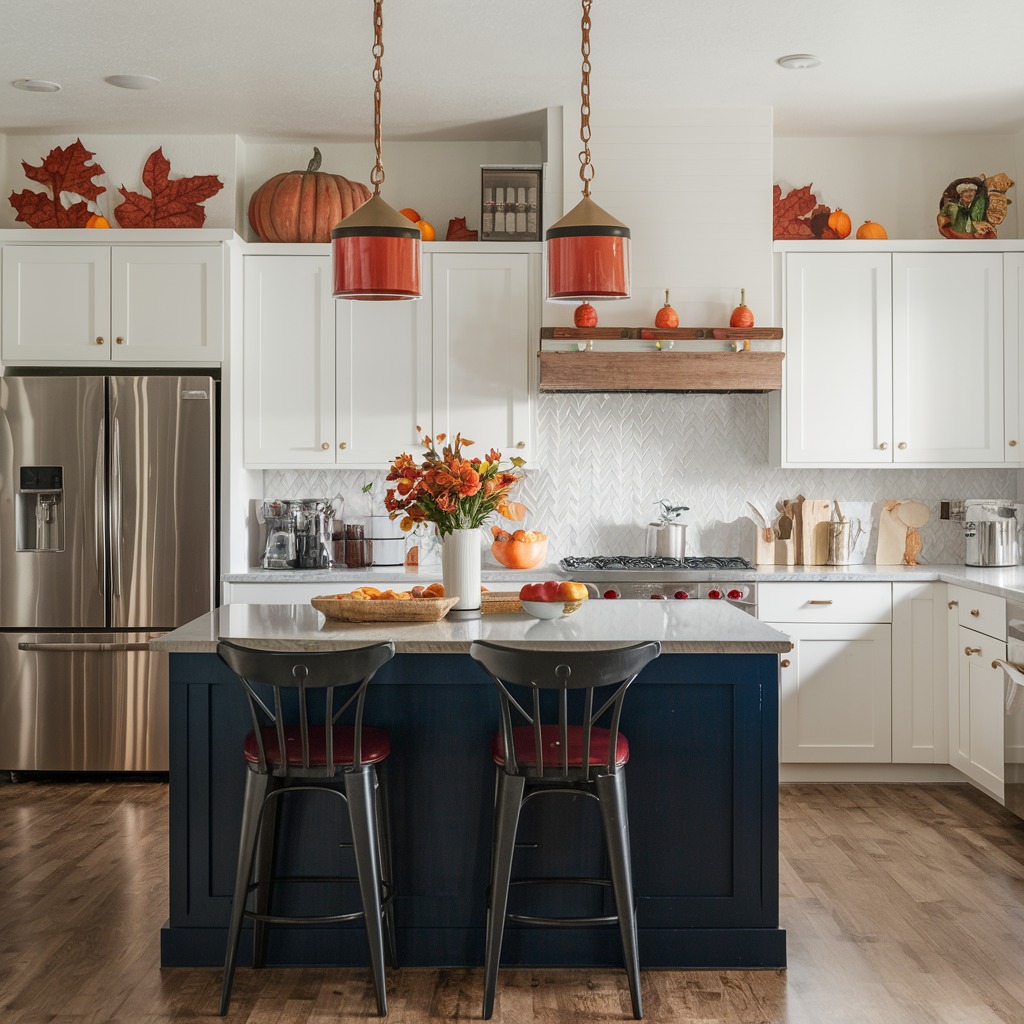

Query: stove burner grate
560;555;755;572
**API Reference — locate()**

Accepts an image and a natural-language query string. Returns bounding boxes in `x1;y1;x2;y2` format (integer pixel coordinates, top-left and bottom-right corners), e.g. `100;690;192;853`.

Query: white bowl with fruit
519;580;589;619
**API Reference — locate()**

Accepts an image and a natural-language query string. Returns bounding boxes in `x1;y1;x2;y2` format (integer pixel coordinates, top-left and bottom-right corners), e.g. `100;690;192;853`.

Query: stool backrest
469;641;661;779
216;640;395;775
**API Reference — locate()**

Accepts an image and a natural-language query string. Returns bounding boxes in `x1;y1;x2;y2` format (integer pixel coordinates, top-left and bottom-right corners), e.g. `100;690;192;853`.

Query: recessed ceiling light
776;54;823;70
105;74;160;90
12;79;61;93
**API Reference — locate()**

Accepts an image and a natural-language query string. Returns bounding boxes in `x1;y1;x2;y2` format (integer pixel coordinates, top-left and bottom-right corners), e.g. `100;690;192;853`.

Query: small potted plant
645;498;689;558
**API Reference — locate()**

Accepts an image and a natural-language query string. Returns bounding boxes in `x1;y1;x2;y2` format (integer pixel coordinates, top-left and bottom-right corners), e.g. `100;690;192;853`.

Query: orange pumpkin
729;288;755;329
855;219;887;240
827;208;852;238
415;219;435;241
399;207;421;222
654;288;679;329
248;147;370;243
86;214;111;229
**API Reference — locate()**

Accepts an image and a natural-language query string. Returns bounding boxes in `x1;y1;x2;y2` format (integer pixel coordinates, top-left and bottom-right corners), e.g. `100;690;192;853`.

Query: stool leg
251;779;280;969
482;770;525;1021
220;769;272;1017
345;766;388;1017
374;762;399;969
596;769;642;1020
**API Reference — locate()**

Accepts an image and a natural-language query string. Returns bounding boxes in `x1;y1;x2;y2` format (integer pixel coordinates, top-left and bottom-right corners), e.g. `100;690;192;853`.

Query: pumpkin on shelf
654;289;679;329
86;214;111;229
247;147;371;244
826;208;852;238
573;302;598;329
855;219;887;239
729;288;755;329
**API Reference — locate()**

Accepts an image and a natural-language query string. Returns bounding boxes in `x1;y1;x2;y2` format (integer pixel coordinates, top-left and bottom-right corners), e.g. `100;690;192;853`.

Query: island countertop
151;600;792;655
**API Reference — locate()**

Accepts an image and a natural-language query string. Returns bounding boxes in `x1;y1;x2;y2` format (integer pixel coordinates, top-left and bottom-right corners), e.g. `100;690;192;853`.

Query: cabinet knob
96;336;105;345
948;600;958;609
339;442;347;450
115;336;124;345
780;659;791;668
1011;440;1018;447
321;442;330;451
964;646;982;656
516;441;526;449
898;442;907;450
970;609;980;617
879;442;888;450
993;660;1002;670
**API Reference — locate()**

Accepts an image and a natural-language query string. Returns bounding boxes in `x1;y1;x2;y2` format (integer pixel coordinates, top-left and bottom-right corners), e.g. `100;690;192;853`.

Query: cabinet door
335;260;432;466
892;253;1003;463
111;246;223;362
958;626;1005;800
243;256;335;466
1004;254;1023;461
892;582;948;762
1;245;111;362
784;253;892;464
431;253;532;459
776;622;892;762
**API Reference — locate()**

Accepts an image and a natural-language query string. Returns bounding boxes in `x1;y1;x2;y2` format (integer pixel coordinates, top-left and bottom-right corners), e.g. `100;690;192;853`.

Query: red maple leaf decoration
8;138;106;228
773;184;817;239
114;148;224;228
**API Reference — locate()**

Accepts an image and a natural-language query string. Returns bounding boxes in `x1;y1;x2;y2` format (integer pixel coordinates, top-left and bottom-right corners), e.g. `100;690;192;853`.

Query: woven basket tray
311;595;459;623
481;591;523;614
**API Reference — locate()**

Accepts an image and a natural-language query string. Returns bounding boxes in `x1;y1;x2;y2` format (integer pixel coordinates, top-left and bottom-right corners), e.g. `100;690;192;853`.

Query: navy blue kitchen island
153;601;790;970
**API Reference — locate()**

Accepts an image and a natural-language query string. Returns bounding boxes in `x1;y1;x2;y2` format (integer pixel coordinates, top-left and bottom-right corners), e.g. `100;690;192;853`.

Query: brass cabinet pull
516;441;526;449
321;442;330;450
879;442;888;450
96;336;105;345
898;441;907;450
965;646;982;656
115;336;124;345
808;599;834;605
970;609;980;617
780;659;791;668
339;441;348;450
1011;440;1019;447
948;600;958;609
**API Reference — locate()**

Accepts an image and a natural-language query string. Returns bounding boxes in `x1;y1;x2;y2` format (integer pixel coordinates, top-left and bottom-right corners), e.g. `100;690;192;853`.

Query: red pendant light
333;0;421;300
546;0;630;302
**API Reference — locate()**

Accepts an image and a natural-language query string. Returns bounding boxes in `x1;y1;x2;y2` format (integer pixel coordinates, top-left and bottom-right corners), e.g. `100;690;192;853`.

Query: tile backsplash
265;393;1017;567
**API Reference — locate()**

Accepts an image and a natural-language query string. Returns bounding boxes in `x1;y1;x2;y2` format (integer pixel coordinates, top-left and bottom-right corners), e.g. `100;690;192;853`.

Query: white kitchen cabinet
947;584;1005;800
891;582;948;763
243;247;536;469
2;243;223;363
781;249;1006;466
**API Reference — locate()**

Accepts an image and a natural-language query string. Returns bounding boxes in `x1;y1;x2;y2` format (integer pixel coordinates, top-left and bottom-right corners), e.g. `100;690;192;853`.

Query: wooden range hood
538;327;784;394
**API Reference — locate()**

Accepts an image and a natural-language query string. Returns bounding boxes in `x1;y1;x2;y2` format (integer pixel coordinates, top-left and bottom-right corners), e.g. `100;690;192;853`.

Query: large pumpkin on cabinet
248;147;371;243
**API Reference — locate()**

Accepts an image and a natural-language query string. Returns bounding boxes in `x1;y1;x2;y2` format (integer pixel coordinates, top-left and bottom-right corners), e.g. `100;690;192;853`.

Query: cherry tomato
674;591;690;600
727;589;744;600
707;589;723;599
603;590;619;599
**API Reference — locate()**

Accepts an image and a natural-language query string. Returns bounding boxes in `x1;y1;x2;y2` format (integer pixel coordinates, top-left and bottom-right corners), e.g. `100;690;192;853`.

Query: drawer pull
965;646;982;656
807;600;834;605
970;609;980;617
780;659;791;668
948;600;958;609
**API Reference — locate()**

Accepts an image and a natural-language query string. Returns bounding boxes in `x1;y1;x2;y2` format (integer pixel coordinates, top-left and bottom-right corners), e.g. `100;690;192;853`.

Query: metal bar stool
469;640;662;1020
216;640;397;1017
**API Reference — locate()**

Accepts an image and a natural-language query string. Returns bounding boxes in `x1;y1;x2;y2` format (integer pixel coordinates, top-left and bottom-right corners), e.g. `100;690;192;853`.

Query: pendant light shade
546;0;630;301
332;0;421;300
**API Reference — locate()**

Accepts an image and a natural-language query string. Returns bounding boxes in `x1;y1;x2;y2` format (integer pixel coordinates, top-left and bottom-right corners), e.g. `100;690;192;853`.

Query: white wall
774;135;1020;240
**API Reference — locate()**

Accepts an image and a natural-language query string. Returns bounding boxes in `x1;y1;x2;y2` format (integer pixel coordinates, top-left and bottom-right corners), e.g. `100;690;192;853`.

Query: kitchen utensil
747;502;770;528
800;499;832;565
827;517;863;565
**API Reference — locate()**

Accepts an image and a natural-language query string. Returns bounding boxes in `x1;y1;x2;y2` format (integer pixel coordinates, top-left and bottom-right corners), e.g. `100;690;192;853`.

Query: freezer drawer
0;631;168;771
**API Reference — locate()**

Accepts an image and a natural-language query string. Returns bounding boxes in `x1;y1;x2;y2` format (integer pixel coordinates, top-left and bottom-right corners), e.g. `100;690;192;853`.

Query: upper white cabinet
242;246;537;469
2;241;224;364
779;247;1009;466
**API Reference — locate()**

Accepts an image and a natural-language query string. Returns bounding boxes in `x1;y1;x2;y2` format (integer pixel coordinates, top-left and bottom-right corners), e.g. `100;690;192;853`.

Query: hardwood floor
1;781;1023;1023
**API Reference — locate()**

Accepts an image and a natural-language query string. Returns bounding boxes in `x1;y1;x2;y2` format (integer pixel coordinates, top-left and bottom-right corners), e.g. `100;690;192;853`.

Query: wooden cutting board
800;499;832;565
877;500;930;565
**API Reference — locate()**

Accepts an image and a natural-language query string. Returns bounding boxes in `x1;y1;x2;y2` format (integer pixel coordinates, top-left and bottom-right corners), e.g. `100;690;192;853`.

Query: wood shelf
538;350;784;393
541;326;783;341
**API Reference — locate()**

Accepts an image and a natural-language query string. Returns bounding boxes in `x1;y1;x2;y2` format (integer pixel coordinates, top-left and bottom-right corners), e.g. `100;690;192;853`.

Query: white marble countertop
223;564;563;585
151;600;793;656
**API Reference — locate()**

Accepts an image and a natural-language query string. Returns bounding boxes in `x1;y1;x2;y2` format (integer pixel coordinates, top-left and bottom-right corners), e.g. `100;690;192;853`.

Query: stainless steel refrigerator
0;375;216;772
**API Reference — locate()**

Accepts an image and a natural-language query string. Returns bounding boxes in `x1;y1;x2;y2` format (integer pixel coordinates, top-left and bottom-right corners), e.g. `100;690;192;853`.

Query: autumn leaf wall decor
114;148;224;228
8;139;106;228
773;183;839;240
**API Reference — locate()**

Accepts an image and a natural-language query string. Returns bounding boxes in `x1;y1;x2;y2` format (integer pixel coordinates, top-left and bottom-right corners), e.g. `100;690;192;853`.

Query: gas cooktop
560;555;755;572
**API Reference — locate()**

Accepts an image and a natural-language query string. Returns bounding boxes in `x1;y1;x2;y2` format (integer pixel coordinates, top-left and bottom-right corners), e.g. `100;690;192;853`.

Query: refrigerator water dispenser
16;466;64;552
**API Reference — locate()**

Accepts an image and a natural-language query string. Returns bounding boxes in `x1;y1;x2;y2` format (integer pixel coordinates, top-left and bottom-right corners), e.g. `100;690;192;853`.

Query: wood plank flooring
0;781;1022;1023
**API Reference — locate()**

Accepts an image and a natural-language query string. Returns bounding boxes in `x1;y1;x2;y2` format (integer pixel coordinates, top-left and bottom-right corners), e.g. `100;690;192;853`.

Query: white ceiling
4;0;1024;141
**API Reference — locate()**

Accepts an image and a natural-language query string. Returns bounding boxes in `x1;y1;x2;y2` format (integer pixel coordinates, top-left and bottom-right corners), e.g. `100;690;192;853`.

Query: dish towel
993;659;1024;714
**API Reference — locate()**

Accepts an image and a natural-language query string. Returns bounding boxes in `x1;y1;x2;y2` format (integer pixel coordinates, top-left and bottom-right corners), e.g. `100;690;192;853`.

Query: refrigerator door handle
18;641;154;653
111;417;123;601
95;420;105;598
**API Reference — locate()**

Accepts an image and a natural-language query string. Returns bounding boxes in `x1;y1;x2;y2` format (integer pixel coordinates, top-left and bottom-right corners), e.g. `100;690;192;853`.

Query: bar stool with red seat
216;640;397;1017
469;640;662;1020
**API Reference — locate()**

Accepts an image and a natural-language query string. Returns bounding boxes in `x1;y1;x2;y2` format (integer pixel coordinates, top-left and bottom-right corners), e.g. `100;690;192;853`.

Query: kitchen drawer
758;582;892;623
948;584;1006;642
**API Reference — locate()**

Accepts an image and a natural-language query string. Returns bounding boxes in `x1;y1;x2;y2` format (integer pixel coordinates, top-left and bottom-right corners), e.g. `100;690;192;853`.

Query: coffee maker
261;498;336;569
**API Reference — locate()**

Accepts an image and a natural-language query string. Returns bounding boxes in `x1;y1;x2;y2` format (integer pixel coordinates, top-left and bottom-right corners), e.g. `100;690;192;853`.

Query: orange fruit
399;207;420;222
86;214;111;229
416;219;435;241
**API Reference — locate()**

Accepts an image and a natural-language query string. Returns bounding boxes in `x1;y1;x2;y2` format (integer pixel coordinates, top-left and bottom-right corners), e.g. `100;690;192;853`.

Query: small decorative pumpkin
86;214;111;229
827;208;851;239
247;147;371;243
855;219;887;240
654;289;679;329
729;288;755;329
574;302;598;329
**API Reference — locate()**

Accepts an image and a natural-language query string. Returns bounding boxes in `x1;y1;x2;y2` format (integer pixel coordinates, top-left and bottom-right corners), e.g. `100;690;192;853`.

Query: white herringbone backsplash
265;393;1017;566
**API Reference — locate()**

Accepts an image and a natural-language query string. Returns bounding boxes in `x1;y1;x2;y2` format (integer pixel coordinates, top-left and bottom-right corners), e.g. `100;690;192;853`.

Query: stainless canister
645;522;686;559
964;501;1024;566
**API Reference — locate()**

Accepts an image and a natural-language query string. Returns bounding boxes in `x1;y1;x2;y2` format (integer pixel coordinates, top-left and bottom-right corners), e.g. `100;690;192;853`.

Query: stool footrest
243;875;395;928
504;876;627;927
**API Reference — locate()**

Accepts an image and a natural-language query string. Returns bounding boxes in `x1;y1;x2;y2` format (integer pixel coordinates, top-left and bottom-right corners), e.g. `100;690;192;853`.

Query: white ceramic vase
441;528;482;611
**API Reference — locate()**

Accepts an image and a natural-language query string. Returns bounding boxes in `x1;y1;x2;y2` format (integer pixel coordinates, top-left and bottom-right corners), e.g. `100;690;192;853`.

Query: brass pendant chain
578;0;593;198
370;0;385;195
